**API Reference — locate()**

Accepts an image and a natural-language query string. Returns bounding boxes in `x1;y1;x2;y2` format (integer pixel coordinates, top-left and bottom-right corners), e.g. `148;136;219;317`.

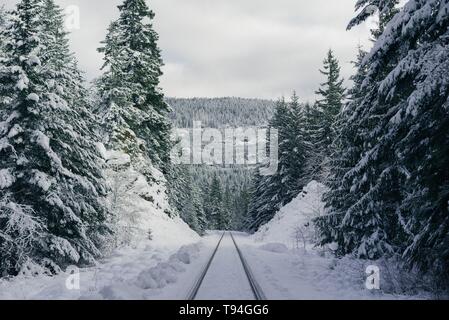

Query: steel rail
186;232;226;300
230;232;267;300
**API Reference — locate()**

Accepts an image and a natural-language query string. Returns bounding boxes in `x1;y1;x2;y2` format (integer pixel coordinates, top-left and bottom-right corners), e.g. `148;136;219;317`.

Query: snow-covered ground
0;181;433;300
244;181;432;300
195;233;254;300
0;213;202;300
252;180;326;247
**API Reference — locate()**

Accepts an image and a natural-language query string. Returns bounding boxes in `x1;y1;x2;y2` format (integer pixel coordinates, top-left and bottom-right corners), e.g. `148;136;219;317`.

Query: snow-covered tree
191;184;207;235
205;174;224;229
218;186;233;230
318;0;449;281
312;50;346;181
247;94;310;231
317;47;370;253
0;0;110;275
347;0;400;38
166;164;191;219
97;0;172;173
0;5;7;56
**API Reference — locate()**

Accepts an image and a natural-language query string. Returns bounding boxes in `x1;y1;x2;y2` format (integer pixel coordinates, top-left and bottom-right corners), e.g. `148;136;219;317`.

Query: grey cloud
6;0;372;101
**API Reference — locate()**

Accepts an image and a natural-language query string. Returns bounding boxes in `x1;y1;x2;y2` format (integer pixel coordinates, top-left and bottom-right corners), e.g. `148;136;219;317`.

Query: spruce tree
97;0;172;173
0;6;7;56
191;185;207;235
312;50;346;181
318;0;449;280
218;186;233;230
0;0;109;275
247;94;310;231
317;47;369;252
206;174;224;230
347;0;399;38
166;164;191;219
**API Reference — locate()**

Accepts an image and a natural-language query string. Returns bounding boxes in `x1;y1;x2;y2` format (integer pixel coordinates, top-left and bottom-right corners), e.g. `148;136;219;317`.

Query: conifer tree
317;47;369;252
0;6;7;56
166;164;191;219
318;0;449;280
313;50;346;180
347;0;399;38
247;94;310;231
218;186;233;230
97;0;172;173
206;174;223;229
0;0;109;275
191;185;207;235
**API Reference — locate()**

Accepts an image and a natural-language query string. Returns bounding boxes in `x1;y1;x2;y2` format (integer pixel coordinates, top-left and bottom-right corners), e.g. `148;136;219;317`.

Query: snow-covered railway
187;232;266;300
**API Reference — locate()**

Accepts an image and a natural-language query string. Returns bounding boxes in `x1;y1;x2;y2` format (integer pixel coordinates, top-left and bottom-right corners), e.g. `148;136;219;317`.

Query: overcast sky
6;0;373;101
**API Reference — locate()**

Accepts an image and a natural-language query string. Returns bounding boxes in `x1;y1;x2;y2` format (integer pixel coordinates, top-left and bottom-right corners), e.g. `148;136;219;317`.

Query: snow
0;168;15;189
194;233;255;300
104;148;199;247
16;78;28;91
26;93;39;102
0;111;20;135
7;124;23;138
0;177;432;300
259;243;288;254
236;235;429;300
29;170;53;192
27;55;41;66
0;235;204;300
252;181;327;246
243;181;432;300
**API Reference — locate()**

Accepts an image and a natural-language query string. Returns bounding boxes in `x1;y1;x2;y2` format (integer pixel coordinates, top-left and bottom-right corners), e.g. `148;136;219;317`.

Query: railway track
187;232;266;300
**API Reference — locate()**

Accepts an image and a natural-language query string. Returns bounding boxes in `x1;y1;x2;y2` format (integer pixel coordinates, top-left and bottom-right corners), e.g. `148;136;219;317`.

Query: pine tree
312;50;346;181
317;47;370;252
0;6;7;56
191;184;207;235
97;0;172;173
375;0;449;279
318;0;449;281
166;164;191;218
182;198;200;234
247;94;310;231
347;0;399;38
0;0;110;275
206;174;224;230
218;186;233;230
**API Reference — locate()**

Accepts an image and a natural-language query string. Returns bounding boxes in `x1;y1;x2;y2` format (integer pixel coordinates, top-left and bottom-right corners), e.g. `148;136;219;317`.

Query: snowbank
252;181;327;247
102;146;199;248
259;243;289;254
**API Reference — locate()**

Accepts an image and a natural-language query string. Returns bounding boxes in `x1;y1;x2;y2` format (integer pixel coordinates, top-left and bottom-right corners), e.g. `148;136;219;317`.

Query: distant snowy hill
167;97;275;129
252;181;327;247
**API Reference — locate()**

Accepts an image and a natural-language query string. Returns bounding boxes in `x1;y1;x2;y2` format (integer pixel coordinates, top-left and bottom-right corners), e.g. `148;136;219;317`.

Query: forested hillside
167;97;276;232
167;97;275;128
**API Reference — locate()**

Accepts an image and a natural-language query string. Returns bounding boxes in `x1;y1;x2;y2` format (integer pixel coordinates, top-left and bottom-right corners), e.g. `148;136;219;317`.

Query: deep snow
0;181;433;300
244;181;432;299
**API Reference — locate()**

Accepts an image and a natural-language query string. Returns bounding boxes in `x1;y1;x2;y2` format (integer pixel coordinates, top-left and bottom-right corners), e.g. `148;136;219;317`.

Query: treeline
246;50;345;230
248;0;449;284
168;97;275;128
0;0;172;276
